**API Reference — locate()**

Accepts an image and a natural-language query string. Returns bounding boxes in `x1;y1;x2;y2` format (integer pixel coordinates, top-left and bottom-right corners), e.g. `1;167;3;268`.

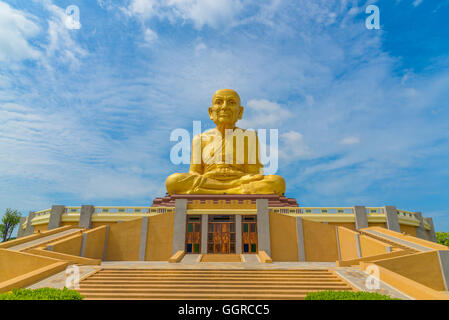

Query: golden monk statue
166;89;285;196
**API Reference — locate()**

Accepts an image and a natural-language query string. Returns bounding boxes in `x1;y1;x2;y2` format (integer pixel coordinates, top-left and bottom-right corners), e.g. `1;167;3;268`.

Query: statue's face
209;89;243;127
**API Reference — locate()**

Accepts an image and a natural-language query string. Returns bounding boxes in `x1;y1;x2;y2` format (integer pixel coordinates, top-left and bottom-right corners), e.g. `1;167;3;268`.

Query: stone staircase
78;268;354;300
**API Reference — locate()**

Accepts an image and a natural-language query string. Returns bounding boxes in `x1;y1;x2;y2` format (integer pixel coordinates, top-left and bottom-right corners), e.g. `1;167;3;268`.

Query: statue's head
209;89;244;127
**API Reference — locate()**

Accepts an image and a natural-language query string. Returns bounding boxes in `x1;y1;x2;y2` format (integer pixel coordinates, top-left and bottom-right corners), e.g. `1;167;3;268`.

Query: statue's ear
237;106;244;120
208;106;214;121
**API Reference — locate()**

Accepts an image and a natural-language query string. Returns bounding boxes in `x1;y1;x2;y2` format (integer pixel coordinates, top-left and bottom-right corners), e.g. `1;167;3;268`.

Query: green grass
0;287;84;300
305;290;400;300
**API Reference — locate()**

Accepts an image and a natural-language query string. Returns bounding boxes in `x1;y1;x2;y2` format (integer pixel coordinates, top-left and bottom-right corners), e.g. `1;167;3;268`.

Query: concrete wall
0;249;61;282
48;233;83;256
359;234;391;257
104;219;142;261
302;219;339;262
337;227;359;261
145;212;174;261
373;251;446;291
82;226;108;260
268;212;298;261
400;225;417;237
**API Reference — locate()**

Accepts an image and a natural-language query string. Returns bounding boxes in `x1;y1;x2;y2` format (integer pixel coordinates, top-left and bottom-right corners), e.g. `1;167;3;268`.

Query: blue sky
1;0;449;231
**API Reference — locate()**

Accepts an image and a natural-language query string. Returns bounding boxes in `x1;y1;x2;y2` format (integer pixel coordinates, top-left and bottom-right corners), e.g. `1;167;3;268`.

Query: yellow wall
269;212;298;262
303;219;338;262
374;251;446;291
368;223;386;228
105;218;142;261
50;233;83;256
337;227;359;261
328;222;355;230
33;225;48;233
83;226;107;260
145;212;174;261
0;249;60;282
400;225;417;237
360;234;391;257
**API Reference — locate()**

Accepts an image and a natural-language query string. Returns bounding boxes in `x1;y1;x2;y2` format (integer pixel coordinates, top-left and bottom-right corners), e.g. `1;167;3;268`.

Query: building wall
337;227;359;261
374;251;445;291
303;219;339;262
400;225;417;237
83;226;107;260
104;219;142;261
268;212;298;261
146;212;174;261
49;234;83;256
33;224;48;233
359;234;390;257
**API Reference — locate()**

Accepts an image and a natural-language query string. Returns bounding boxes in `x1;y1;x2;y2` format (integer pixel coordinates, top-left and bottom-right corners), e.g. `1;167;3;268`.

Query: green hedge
305;290;399;300
0;287;84;300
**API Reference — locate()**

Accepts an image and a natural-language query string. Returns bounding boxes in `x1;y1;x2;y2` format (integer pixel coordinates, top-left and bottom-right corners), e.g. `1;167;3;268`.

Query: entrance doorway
185;215;201;253
242;215;258;253
207;215;236;253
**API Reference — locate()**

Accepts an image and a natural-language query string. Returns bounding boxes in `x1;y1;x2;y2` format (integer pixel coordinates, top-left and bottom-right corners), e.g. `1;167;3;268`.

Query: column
23;212;36;236
296;217;306;262
172;199;187;255
17;217;26;238
427;217;437;243
353;206;368;230
201;214;208;254
235;215;242;254
256;199;271;256
48;205;65;230
414;212;427;240
139;217;149;261
79;205;94;229
384;206;400;232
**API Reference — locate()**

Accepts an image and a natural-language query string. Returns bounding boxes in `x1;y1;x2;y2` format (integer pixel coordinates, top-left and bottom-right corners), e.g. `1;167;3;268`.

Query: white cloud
144;27;158;43
0;1;41;62
239;99;291;129
124;0;244;29
413;0;423;7
340;136;360;145
280;131;312;161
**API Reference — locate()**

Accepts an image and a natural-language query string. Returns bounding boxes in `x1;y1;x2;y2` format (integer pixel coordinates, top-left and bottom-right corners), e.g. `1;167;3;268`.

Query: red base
152;194;299;207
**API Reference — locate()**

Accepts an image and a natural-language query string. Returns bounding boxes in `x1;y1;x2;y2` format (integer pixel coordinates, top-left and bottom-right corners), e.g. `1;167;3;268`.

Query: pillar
236;214;242;254
172;199;187;254
79;205;94;229
384;206;400;232
427;217;437;243
139;217;149;261
48;205;65;230
17;217;26;238
296;217;306;262
414;212;427;240
256;199;271;256
353;206;368;230
201;214;208;254
23;212;36;236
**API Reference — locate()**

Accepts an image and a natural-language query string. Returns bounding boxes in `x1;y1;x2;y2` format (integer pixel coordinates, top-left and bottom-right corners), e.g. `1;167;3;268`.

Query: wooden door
185;216;201;253
242;215;258;253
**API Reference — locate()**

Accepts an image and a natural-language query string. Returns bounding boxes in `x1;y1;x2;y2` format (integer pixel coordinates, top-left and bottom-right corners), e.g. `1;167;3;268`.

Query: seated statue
166;89;286;196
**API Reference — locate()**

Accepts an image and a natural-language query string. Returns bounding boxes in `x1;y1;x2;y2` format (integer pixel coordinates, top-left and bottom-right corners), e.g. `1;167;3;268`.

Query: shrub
305;290;399;300
0;287;84;300
436;232;449;247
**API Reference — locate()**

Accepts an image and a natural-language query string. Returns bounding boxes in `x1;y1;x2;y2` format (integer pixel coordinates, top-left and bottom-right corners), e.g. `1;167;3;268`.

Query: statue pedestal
152;194;299;207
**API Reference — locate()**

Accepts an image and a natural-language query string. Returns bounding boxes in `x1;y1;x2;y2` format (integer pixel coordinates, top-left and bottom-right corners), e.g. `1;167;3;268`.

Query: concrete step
77;268;354;300
80;283;350;290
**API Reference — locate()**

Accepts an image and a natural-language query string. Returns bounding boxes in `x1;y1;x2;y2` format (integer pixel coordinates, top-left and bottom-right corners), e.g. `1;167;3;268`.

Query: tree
1;209;22;242
436;232;449;247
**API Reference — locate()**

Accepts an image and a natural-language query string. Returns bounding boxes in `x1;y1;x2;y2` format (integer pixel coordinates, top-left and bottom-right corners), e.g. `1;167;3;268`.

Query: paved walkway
334;267;413;300
27;265;98;290
9;229;82;251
